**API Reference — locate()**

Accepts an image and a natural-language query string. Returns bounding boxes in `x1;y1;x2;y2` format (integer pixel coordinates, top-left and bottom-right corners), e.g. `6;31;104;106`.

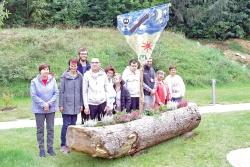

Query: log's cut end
67;104;201;159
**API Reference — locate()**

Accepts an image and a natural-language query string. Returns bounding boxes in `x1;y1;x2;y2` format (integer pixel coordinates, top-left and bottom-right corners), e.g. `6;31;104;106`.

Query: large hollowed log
66;104;201;159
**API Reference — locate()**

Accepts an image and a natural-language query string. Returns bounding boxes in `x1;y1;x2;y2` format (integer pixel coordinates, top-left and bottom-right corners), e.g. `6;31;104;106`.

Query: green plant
82;119;98;127
1;88;15;109
0;0;9;27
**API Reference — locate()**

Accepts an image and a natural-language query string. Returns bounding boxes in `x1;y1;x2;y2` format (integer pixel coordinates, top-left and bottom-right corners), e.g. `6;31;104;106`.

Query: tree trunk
66;104;201;159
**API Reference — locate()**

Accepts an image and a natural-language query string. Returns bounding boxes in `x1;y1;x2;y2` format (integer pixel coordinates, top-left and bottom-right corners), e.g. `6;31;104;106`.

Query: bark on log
66;104;201;159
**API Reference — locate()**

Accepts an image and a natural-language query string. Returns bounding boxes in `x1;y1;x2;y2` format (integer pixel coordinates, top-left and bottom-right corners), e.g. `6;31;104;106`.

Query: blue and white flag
117;4;170;62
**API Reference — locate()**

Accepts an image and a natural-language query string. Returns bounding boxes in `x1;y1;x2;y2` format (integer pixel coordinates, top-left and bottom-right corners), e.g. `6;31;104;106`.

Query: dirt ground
204;39;250;65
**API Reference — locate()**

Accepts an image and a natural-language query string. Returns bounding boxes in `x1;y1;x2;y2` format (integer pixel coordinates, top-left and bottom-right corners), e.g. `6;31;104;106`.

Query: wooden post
139;66;144;114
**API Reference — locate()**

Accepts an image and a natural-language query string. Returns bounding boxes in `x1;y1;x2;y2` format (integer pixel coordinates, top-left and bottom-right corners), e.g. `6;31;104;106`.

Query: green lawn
1;111;250;167
186;83;250;105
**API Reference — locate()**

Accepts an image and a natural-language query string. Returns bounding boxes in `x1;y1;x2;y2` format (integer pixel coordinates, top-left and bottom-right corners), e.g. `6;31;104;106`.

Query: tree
0;0;9;27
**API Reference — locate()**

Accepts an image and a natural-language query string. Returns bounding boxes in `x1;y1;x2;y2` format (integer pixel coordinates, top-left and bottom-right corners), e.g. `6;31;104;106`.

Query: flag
117;4;170;63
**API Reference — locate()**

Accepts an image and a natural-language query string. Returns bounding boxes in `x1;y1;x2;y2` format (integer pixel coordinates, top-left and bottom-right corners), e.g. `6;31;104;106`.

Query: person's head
105;66;115;79
113;73;122;84
129;59;140;72
90;58;100;72
78;48;88;62
169;65;177;76
156;70;165;81
68;58;78;73
145;57;153;67
39;64;50;78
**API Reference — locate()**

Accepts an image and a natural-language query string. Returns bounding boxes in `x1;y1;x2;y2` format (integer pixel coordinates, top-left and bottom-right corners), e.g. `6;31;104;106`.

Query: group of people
30;47;185;157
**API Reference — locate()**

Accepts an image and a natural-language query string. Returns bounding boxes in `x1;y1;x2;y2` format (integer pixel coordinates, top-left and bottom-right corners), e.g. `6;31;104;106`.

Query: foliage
1;88;15;109
0;0;9;27
2;0;249;39
170;0;250;39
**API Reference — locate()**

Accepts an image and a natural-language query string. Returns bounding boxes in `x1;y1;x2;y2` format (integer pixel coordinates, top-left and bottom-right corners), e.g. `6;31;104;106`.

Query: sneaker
60;146;70;154
47;148;56;156
39;150;46;157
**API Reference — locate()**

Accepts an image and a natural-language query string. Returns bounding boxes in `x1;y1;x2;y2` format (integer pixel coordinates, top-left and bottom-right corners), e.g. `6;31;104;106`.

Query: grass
1;111;250;167
186;83;250;105
1;82;250;121
1;28;250;96
0;97;61;122
228;41;250;55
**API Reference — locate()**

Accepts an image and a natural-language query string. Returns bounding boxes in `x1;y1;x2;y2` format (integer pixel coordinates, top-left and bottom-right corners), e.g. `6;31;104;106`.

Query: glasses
91;62;99;64
80;52;88;55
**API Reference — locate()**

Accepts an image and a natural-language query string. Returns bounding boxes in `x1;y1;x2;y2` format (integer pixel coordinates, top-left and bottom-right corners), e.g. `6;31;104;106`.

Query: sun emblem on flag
141;41;153;52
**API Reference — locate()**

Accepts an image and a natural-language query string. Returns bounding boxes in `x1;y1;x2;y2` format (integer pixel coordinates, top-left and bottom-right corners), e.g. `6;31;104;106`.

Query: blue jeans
60;114;77;147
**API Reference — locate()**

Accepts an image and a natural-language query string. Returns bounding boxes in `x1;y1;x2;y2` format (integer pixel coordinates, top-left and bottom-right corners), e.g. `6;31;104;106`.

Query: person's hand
80;106;83;112
44;103;49;112
59;107;64;113
150;89;156;95
159;102;164;106
84;107;90;115
104;106;110;113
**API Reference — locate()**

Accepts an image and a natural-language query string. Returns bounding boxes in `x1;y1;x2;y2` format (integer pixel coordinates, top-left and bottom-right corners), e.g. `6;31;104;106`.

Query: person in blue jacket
30;64;58;157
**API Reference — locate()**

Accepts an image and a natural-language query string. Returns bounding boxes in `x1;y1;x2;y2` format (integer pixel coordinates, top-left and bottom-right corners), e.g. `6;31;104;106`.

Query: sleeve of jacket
80;76;83;106
30;80;46;108
155;85;161;105
59;77;65;107
48;78;59;106
179;76;186;97
83;74;89;108
104;75;110;106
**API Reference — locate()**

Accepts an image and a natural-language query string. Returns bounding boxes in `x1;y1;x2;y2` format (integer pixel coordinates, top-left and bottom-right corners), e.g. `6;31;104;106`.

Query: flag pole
139;63;144;114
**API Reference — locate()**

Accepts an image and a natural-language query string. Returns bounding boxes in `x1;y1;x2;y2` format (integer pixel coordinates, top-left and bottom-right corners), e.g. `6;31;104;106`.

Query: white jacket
83;70;109;107
164;74;185;98
122;66;140;97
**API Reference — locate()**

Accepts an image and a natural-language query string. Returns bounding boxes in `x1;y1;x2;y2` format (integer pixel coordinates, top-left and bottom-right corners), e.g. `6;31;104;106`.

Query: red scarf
42;79;47;86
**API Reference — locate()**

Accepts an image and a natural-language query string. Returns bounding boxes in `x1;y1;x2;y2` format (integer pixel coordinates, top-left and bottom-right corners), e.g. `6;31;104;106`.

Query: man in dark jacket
113;73;131;113
143;57;157;109
77;48;91;124
77;48;91;75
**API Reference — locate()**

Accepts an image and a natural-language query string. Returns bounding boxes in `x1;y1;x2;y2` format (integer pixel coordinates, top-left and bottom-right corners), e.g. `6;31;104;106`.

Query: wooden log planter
66;104;201;159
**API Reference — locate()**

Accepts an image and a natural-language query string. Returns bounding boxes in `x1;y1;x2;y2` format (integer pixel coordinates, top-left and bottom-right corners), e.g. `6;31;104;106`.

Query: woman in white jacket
164;65;185;102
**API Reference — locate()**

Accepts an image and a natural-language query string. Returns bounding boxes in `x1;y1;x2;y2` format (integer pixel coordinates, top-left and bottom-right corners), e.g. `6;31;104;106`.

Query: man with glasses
82;58;110;120
77;48;91;75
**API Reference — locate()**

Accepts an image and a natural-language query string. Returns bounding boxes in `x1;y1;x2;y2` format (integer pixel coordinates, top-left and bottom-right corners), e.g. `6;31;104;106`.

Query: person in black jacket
113;73;131;113
143;57;157;109
76;47;91;124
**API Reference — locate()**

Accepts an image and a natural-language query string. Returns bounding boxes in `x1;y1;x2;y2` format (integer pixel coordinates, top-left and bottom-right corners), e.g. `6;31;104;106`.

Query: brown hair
129;59;141;69
168;65;176;71
38;64;50;73
105;65;115;74
78;47;87;55
68;58;78;66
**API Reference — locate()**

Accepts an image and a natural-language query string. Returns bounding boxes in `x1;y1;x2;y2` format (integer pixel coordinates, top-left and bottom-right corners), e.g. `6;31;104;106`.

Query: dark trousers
171;97;182;102
89;102;106;121
130;97;139;111
61;114;77;147
35;112;55;151
81;106;89;124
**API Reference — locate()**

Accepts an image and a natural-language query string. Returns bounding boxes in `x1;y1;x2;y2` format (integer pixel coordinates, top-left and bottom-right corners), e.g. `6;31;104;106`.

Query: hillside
0;28;250;96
